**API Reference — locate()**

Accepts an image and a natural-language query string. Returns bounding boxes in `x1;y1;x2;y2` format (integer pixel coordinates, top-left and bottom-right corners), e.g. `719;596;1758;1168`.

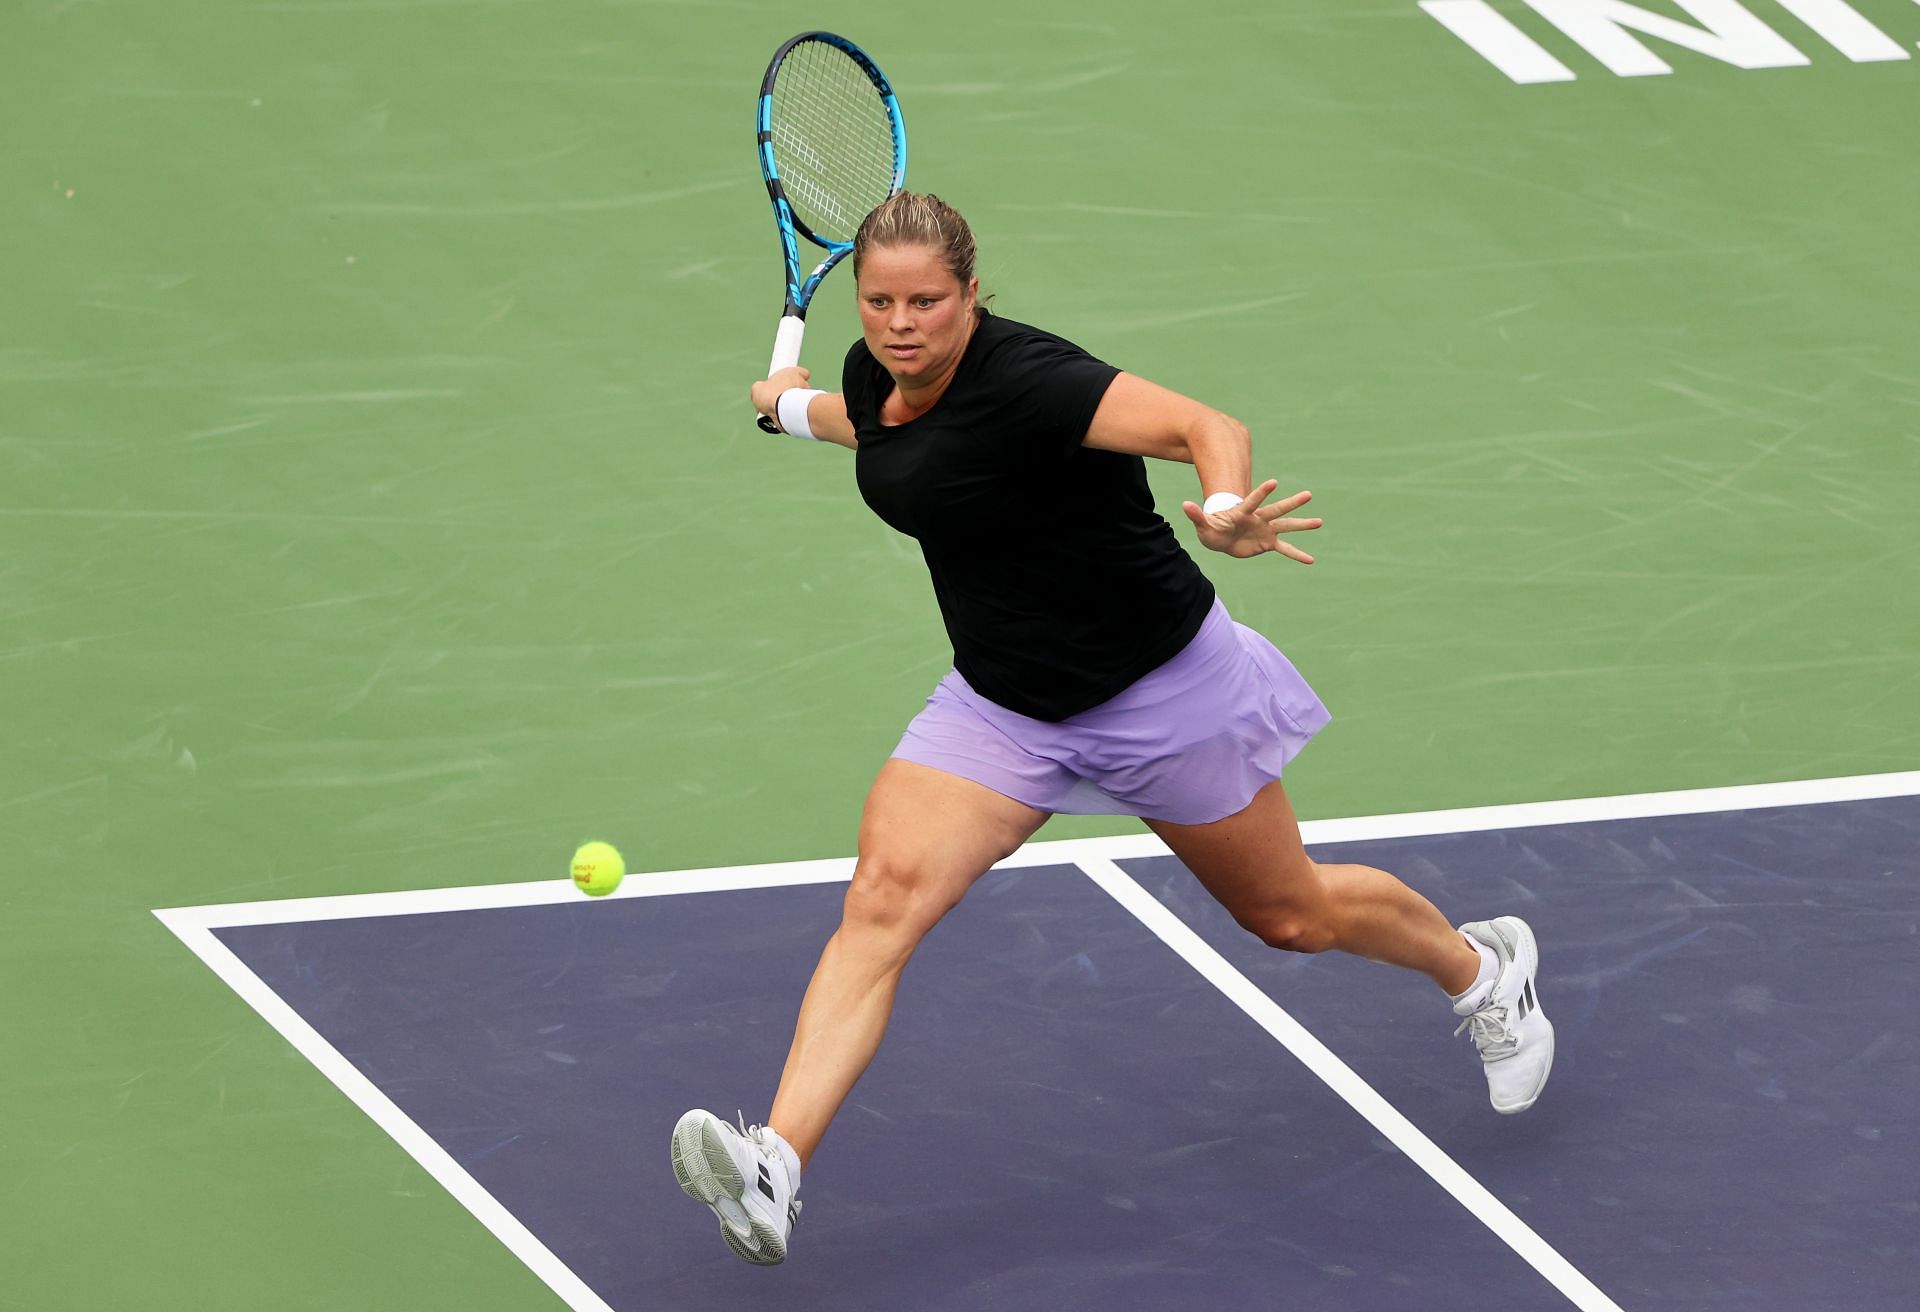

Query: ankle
765;1119;813;1173
1447;933;1498;1006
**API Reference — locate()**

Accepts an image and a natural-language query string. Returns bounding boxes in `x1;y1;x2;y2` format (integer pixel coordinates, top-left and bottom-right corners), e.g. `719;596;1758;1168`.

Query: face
855;243;978;387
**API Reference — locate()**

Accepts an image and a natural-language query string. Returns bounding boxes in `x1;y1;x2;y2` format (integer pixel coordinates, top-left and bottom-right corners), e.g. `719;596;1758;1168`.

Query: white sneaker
1454;917;1554;1114
670;1109;802;1266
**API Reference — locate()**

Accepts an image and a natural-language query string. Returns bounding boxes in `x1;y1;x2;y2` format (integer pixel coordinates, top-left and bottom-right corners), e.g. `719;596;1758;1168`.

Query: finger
1265;516;1324;533
1180;501;1209;529
1251;494;1312;521
1274;541;1316;565
1240;478;1281;511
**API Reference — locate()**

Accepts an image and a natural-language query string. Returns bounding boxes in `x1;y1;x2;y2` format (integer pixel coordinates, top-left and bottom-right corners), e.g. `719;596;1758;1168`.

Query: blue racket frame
754;31;906;432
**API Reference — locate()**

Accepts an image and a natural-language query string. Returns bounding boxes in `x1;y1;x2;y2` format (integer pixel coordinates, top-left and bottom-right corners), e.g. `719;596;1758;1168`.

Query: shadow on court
213;797;1919;1311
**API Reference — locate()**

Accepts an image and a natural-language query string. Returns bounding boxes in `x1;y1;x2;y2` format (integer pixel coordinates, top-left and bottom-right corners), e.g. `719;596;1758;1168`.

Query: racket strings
770;40;898;243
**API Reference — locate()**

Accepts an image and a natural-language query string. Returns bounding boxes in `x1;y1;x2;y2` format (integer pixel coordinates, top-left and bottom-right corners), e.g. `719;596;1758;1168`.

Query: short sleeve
978;328;1120;460
840;338;877;430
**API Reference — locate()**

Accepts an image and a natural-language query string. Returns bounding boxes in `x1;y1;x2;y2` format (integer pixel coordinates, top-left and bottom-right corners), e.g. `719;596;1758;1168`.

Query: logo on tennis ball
571;841;625;897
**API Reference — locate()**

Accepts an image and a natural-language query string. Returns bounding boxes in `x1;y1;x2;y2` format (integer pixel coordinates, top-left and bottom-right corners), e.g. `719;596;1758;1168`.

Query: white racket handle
768;315;807;375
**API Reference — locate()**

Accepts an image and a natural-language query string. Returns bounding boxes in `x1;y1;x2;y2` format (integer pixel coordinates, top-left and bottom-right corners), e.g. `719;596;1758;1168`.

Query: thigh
851;759;1051;920
1144;779;1323;919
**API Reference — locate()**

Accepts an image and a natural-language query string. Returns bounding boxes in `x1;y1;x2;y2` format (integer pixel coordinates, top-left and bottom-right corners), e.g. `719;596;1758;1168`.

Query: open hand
1181;481;1322;563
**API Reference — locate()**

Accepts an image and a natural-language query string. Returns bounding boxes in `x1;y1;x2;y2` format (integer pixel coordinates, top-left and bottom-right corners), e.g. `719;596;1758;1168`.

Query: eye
915;297;936;309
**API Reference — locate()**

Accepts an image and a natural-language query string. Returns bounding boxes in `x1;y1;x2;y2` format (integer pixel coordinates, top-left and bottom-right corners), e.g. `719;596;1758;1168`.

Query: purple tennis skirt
891;598;1331;826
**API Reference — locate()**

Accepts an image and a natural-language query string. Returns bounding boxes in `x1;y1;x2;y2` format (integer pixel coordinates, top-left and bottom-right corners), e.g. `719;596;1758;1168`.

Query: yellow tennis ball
571;841;625;897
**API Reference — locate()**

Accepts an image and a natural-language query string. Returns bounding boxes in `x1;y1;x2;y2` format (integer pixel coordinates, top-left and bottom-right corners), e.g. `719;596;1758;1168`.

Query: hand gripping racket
754;32;907;432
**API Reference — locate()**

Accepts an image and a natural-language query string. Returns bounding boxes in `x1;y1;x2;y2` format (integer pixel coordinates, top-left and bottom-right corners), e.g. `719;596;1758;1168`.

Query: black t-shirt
845;313;1215;721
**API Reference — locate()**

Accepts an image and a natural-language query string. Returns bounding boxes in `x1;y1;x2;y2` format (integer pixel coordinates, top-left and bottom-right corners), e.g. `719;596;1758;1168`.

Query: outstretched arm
1084;372;1321;563
751;367;857;449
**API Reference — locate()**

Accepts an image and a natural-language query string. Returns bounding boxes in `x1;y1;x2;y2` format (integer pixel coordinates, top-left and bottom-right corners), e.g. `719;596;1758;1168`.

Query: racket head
757;32;907;316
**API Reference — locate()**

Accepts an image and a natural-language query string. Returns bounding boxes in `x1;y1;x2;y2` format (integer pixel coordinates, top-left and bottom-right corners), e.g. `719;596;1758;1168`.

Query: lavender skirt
891;599;1331;825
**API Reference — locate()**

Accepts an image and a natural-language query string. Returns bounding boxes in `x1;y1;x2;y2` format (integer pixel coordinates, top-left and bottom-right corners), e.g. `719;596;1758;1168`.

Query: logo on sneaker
757;1163;776;1203
1518;979;1536;1019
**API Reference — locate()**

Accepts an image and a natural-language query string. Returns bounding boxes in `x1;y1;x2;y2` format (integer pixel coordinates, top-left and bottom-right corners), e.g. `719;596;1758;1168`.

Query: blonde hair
852;192;977;285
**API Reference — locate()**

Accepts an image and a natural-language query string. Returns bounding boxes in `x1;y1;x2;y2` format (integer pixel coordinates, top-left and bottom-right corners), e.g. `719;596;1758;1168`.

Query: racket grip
757;315;808;433
767;315;807;375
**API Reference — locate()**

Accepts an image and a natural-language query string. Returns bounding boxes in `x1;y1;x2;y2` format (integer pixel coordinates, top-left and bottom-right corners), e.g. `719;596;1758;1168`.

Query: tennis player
671;192;1553;1265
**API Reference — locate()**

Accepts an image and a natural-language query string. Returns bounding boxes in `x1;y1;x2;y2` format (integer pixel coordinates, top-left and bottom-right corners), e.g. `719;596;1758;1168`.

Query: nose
888;302;913;334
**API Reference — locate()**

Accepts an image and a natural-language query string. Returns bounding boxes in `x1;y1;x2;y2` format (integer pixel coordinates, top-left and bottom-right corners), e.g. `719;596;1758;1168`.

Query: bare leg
1147;780;1480;995
767;760;1048;1167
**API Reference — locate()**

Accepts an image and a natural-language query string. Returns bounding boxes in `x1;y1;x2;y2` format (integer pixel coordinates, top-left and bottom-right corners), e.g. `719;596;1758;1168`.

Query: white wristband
1202;491;1243;516
775;388;825;441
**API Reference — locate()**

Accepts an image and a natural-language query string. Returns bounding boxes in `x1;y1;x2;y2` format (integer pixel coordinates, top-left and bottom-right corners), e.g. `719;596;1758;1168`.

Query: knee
841;853;954;948
1240;904;1337;955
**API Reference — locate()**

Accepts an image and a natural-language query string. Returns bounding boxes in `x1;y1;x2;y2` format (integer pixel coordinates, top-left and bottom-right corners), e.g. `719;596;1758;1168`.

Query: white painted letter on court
1420;1;1579;82
1423;0;1915;81
1522;0;1808;76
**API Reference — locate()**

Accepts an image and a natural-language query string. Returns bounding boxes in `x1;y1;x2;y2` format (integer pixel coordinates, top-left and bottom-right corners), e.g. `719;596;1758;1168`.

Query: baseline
155;769;1920;930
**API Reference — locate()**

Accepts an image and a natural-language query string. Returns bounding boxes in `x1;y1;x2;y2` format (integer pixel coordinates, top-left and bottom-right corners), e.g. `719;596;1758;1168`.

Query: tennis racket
753;31;907;432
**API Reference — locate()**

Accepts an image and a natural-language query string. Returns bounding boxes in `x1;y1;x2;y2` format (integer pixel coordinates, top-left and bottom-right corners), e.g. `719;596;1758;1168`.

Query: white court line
152;769;1920;1310
156;769;1920;929
1079;854;1623;1312
1290;769;1920;845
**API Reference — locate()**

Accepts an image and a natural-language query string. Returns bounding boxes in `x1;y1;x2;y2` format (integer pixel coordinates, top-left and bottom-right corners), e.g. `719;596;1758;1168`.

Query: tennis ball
571;841;625;897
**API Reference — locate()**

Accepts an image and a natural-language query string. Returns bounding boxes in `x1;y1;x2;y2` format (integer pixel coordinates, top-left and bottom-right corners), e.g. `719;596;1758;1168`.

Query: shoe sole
1471;917;1554;1115
670;1112;788;1266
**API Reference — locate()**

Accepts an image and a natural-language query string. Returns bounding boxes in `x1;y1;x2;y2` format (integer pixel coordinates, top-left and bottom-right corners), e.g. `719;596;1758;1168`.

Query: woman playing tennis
671;192;1553;1266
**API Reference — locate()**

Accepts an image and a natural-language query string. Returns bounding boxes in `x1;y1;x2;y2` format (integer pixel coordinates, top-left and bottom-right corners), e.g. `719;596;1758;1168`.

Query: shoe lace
1454;1003;1518;1059
735;1112;803;1225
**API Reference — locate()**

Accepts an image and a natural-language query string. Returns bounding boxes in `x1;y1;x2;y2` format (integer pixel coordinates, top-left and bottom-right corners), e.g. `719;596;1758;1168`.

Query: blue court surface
161;781;1918;1311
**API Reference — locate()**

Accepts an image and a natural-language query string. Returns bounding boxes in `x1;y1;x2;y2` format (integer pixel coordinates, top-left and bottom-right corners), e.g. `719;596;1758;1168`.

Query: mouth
884;343;921;359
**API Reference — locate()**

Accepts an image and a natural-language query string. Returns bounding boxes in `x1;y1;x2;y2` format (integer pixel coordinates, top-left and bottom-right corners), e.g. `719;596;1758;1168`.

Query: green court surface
4;1;1916;1306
